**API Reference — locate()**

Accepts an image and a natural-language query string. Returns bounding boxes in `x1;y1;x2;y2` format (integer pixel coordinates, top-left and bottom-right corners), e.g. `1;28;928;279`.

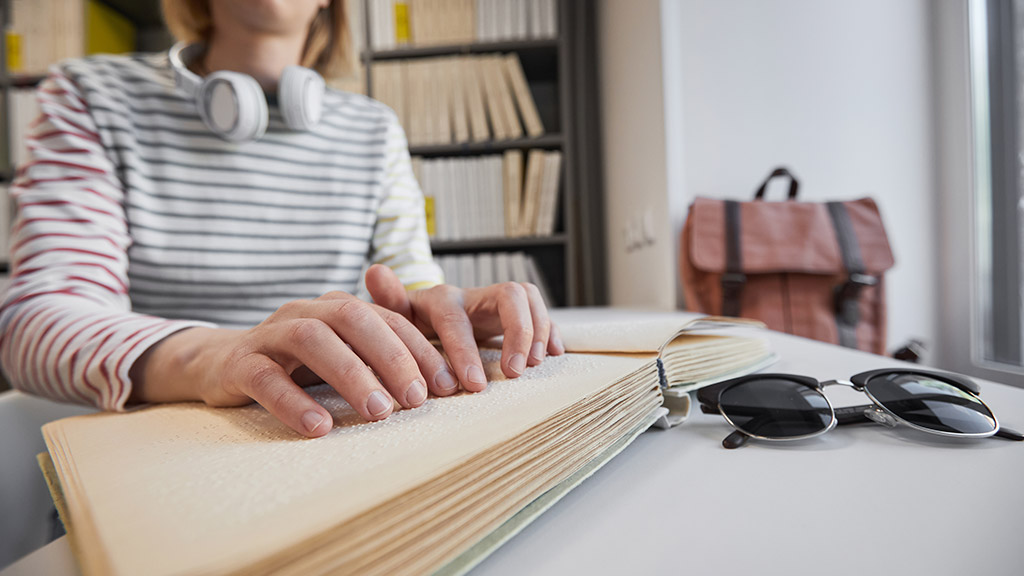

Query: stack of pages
41;311;772;575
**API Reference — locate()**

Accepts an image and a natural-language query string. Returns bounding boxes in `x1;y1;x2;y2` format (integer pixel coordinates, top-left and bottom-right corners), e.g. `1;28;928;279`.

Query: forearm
129;326;244;406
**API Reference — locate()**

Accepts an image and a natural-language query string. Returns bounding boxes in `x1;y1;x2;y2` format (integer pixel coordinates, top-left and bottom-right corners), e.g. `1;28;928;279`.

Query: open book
41;310;772;576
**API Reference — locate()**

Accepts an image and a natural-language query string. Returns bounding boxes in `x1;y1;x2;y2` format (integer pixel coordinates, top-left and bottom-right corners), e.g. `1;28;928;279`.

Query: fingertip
300;410;332;438
527;341;546;366
366;389;395;421
432;367;460;396
463;364;488;392
504;352;527;377
548;327;565;356
404;379;428;408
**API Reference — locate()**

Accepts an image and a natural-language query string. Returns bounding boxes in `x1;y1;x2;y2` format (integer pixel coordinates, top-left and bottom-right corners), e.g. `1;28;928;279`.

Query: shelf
95;0;164;28
0;73;47;88
368;38;558;61
409;134;562;157
431;234;568;253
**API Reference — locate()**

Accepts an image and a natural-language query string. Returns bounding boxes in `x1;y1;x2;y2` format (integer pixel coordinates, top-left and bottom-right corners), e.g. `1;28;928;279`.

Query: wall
600;0;939;357
596;0;676;309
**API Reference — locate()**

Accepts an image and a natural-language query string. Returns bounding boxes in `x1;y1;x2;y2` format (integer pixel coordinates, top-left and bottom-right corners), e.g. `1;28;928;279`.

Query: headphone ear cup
197;71;268;143
279;65;325;132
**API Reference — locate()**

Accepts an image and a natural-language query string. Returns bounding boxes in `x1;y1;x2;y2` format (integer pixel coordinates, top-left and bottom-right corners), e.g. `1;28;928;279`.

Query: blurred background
1;0;1024;569
0;0;1021;385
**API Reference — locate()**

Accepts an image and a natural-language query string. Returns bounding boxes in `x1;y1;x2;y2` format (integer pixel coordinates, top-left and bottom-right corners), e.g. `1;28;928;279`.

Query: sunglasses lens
719;378;833;439
864;373;997;435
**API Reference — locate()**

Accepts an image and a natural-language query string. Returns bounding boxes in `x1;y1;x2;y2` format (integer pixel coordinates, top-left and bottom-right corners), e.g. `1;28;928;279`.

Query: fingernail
467;365;487;387
405;379;427;406
530;341;545;363
435;368;458;394
553;336;565;355
301;411;326;434
367;390;393;418
509;353;527;375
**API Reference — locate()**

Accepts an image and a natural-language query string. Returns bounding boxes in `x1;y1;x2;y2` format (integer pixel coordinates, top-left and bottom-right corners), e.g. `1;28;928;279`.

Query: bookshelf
362;0;605;307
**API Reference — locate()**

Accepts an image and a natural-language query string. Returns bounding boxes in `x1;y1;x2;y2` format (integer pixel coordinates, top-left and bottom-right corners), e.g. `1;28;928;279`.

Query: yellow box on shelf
5;31;23;71
86;0;135;56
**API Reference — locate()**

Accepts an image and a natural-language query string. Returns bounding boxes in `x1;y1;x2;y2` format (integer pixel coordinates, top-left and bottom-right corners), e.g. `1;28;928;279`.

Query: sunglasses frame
697;368;1014;449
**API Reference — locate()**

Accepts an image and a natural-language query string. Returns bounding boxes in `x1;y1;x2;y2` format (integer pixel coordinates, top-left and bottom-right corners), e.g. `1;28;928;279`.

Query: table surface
5;329;1024;576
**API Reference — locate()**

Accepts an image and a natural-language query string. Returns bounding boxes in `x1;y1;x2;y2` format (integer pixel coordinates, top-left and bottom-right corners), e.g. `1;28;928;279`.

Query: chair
0;390;94;570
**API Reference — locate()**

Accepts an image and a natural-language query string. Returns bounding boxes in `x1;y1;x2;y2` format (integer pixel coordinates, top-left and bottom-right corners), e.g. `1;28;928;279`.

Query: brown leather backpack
679;167;895;355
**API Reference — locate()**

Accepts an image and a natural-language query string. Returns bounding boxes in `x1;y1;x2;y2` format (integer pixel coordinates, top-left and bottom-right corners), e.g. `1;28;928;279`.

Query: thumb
366;264;413;318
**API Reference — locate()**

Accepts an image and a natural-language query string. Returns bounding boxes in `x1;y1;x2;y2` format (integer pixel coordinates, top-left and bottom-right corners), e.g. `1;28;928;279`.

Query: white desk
5;330;1024;576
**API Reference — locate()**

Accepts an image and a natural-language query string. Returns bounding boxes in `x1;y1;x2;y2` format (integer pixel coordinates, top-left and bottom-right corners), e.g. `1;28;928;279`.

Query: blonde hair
161;0;354;78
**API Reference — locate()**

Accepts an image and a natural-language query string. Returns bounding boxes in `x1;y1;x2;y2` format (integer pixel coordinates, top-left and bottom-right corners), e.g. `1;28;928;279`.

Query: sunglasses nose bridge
863;407;898;428
821;379;856;389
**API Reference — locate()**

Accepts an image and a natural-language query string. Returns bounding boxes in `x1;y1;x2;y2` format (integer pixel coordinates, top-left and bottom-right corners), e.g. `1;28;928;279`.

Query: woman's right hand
129;291;461;438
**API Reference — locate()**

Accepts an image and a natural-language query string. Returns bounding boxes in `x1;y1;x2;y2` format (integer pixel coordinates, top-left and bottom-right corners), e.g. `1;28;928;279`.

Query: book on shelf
436;250;553;304
7;0;85;74
5;88;40;170
40;309;771;576
416;150;559;241
368;0;558;50
370;53;545;146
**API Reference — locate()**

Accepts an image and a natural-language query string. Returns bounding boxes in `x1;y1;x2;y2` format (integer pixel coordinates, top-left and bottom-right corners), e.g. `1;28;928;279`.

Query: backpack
679;167;895;355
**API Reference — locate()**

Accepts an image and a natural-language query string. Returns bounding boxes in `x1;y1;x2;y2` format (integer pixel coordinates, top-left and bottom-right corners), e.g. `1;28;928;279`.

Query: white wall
597;0;676;309
600;0;939;357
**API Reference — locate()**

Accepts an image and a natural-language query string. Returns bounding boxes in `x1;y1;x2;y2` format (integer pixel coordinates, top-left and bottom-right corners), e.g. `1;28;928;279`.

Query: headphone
169;42;326;143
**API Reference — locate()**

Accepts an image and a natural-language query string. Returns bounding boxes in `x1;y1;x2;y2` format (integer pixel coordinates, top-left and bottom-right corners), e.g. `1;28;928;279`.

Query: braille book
41;310;770;575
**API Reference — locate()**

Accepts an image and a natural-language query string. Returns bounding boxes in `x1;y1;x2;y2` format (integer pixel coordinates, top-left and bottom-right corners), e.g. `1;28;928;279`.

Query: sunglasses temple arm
995;426;1024;441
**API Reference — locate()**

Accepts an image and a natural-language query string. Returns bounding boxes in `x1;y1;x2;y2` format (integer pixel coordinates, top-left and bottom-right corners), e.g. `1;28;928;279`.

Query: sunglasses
697;368;1024;449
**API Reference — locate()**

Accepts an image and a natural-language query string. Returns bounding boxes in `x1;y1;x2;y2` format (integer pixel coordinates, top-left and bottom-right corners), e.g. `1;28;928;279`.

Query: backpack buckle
835;273;877;326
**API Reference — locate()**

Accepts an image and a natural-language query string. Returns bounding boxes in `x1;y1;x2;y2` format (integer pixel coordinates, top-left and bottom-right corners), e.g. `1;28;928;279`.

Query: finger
235;353;333;438
314;299;428;409
266;318;398;421
429;287;488;393
371;303;460;397
493;282;533;378
520;282;551;367
365;263;413;320
548;322;565;356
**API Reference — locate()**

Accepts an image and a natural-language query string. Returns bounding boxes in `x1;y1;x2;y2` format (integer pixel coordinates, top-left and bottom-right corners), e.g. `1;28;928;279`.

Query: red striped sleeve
0;70;213;411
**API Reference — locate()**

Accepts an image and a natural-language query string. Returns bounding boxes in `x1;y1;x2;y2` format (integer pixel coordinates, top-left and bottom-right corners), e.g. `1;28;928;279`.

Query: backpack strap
721;200;746;317
827;202;878;349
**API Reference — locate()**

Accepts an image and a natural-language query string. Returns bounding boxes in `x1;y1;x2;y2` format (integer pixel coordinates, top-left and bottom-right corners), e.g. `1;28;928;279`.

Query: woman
0;0;562;438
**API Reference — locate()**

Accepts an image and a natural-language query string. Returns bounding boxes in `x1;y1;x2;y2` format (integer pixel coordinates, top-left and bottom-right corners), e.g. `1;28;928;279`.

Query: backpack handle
754;167;800;200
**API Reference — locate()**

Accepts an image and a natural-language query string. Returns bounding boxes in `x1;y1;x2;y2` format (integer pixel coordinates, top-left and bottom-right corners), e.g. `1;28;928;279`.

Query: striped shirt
0;52;443;410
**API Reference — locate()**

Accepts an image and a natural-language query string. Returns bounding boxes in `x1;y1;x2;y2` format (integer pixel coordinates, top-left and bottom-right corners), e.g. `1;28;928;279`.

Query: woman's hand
365;264;565;393
130;291;459;438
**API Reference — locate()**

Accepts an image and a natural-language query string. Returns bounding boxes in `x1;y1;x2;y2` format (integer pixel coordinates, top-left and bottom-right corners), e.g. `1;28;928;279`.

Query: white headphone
169;42;326;143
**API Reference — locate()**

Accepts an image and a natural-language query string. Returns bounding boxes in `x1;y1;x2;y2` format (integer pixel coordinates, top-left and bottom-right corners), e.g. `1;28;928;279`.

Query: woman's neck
203;28;306;91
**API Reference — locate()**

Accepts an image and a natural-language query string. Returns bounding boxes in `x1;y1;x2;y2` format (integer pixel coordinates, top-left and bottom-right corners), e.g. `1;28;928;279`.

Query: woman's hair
161;0;353;78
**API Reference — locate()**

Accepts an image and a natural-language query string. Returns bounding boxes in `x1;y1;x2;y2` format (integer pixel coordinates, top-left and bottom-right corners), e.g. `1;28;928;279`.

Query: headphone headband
168;42;204;99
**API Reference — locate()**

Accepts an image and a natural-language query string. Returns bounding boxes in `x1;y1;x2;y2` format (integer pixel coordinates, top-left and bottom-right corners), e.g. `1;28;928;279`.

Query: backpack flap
686;196;894;276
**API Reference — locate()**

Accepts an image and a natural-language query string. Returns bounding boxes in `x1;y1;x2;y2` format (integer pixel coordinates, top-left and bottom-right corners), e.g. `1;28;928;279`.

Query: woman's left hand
365;264;565;393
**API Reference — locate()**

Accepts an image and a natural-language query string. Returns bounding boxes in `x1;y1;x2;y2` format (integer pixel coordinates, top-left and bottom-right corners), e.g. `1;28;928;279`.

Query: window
970;0;1024;372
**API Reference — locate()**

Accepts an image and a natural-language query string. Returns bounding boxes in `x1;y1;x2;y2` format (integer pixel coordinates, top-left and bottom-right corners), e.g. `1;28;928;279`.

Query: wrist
129;326;240;405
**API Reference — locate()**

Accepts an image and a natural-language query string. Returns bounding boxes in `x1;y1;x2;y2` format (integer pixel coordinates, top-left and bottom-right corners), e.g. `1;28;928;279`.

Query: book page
551;307;766;353
551;307;707;353
45;350;652;576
